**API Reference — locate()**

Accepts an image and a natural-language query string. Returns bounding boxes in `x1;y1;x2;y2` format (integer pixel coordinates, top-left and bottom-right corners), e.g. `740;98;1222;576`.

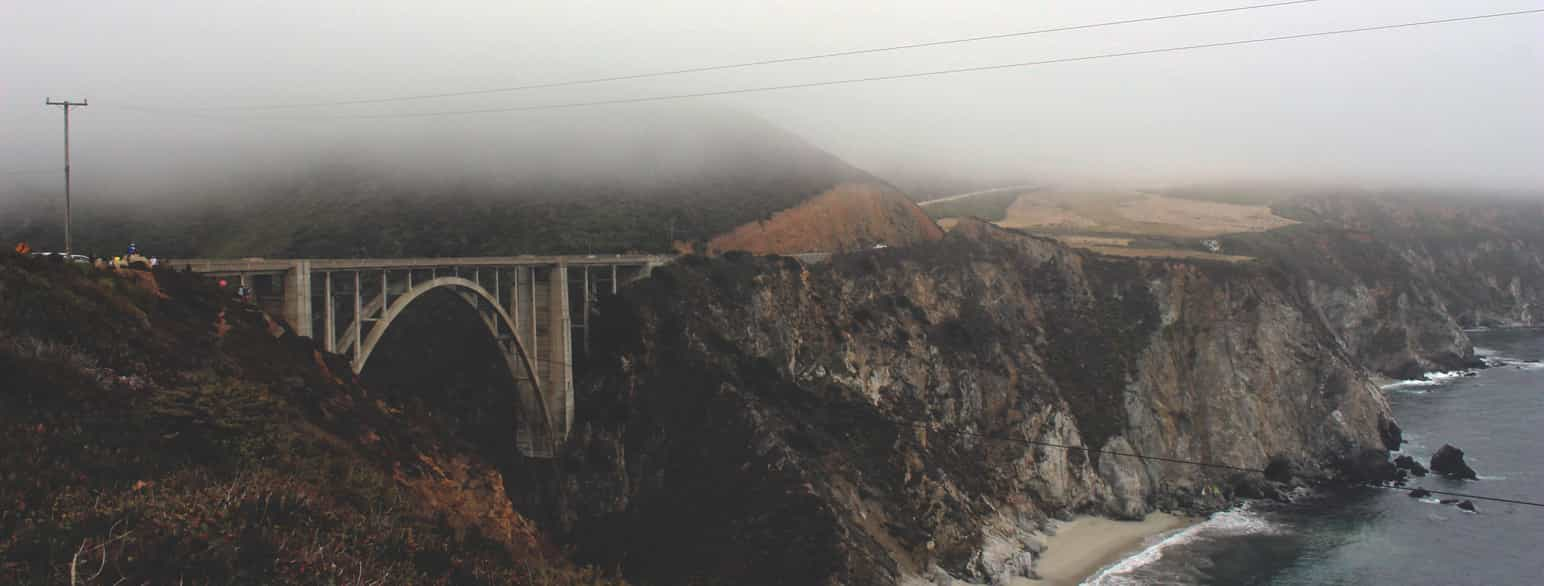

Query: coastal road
918;184;1039;207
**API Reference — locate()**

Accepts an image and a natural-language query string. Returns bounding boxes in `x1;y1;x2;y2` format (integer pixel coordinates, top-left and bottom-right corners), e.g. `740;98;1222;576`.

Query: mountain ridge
1;110;939;259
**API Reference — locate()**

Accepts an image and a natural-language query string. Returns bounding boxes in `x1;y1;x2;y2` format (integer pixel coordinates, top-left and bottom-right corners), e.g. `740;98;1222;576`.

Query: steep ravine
515;221;1396;585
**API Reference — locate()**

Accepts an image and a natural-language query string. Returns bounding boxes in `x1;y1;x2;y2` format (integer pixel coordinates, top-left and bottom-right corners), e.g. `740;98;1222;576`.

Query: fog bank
4;0;1542;203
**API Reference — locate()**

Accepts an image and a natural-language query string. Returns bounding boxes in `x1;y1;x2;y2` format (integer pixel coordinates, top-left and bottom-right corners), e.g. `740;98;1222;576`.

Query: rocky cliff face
1288;195;1544;328
1223;194;1544;378
520;221;1393;585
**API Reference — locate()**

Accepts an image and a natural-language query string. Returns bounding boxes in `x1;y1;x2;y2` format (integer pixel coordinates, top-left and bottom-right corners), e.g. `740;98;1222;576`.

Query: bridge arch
351;276;561;457
171;257;671;457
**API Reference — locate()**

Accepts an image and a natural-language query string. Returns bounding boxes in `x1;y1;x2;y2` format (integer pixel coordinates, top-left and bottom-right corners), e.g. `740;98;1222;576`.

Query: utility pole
45;98;87;256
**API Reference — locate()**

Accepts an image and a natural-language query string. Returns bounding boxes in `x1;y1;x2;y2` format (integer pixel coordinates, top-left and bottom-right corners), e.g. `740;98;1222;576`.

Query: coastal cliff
1286;195;1544;329
526;220;1393;584
1224;194;1544;378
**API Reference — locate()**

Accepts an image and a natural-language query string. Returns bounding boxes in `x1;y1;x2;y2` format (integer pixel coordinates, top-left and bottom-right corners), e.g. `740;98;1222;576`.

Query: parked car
30;252;91;264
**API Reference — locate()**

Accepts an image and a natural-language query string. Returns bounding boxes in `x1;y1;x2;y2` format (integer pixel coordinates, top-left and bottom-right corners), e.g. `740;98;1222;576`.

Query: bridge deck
169;255;672;274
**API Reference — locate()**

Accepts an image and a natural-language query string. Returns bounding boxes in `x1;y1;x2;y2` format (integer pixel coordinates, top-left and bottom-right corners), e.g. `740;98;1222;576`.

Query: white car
30;252;91;264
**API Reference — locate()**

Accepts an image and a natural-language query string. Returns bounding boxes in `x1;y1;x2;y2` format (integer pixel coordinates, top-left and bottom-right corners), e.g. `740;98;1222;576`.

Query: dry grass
1113;194;1295;237
981;190;1295;261
1082;246;1254;262
0;253;624;585
996;191;1293;239
1051;235;1133;248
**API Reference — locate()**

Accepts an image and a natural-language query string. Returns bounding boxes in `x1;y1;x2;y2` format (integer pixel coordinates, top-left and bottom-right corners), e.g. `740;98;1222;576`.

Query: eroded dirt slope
707;182;944;254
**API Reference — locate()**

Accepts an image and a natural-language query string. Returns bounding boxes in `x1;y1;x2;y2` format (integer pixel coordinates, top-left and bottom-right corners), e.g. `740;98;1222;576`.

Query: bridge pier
282;260;313;338
322;272;336;352
545;263;573;443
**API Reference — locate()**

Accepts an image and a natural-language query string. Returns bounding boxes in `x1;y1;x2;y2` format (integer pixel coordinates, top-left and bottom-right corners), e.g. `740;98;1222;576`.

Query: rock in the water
1429;444;1479;480
1378;417;1404;451
1394;455;1429;477
1457;500;1477;512
1408;488;1431;498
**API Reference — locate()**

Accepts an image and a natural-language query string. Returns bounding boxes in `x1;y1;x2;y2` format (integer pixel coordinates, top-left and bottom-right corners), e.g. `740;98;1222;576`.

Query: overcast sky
3;0;1542;200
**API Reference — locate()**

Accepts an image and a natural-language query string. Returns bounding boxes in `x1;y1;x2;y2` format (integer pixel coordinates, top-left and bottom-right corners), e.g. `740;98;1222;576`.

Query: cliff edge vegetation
0;253;619;584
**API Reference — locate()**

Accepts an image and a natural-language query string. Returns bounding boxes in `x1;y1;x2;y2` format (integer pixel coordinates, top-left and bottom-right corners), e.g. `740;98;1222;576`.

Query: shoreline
1018;512;1196;586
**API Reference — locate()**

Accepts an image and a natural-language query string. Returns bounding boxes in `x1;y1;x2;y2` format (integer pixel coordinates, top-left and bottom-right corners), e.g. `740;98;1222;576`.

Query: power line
818;408;1544;509
185;8;1544;121
1375;485;1544;508
0;169;57;177
170;0;1325;112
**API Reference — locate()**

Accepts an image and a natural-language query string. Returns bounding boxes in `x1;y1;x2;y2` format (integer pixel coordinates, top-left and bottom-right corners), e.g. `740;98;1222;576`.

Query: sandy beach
1018;513;1196;586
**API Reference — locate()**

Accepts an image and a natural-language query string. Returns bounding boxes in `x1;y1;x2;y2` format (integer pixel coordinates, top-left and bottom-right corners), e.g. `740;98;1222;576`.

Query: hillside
705;182;943;254
922;188;1295;263
0;253;617;584
1218;193;1544;377
1;111;935;258
10;192;1535;584
527;221;1395;584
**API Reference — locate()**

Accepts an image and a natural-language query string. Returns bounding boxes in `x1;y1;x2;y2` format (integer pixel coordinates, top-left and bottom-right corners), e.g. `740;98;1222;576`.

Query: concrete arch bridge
171;256;669;457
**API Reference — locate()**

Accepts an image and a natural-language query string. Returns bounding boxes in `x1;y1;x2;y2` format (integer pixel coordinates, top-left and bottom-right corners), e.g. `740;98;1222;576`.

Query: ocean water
1088;329;1544;585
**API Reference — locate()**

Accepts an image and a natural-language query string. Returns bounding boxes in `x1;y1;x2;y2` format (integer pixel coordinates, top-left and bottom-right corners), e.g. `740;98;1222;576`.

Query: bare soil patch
998;191;1293;239
707;182;944;254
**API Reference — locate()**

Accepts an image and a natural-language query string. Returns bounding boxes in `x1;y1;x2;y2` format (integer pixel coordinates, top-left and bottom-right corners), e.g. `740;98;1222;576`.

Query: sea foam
1381;369;1471;392
1084;506;1278;585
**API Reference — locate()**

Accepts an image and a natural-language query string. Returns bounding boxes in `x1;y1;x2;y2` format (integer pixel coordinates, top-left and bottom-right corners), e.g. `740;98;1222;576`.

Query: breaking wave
1084;506;1279;586
1381;370;1471;392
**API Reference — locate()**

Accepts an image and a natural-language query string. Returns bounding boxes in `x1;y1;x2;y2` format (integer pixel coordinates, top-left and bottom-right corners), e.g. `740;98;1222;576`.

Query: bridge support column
509;268;525;350
547;263;573;441
283;261;313;338
353;272;363;364
581;267;591;357
323;272;335;352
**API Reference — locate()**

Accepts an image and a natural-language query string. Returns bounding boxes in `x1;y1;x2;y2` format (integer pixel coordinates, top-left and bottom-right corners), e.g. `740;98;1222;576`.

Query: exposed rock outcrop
1394;455;1429;477
1430;444;1479;480
1223;224;1473;379
1329;197;1544;329
1225;195;1544;378
520;221;1393;585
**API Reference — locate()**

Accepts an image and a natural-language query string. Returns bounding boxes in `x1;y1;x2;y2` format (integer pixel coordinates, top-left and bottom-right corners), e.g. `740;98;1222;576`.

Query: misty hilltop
1;107;938;257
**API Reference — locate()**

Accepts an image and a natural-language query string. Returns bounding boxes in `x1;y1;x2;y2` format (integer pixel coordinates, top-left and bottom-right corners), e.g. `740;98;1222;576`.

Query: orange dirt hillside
707;182;944;254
